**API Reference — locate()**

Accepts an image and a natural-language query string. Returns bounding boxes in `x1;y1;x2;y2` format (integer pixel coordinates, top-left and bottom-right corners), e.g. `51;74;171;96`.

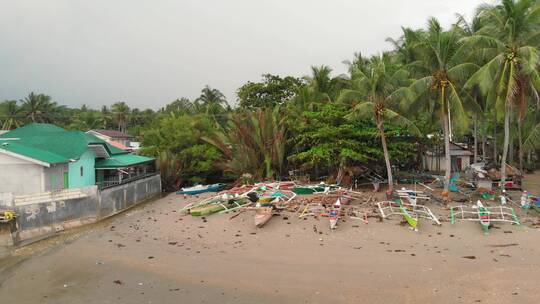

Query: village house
423;142;474;172
0;124;161;244
0;124;154;195
86;129;137;151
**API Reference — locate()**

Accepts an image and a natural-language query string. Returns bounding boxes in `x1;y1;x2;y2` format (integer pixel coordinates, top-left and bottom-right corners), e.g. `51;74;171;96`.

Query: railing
13;188;91;206
96;172;159;190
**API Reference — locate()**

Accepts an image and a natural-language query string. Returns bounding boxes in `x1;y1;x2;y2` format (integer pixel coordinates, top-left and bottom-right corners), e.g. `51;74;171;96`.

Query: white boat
329;198;342;229
255;206;273;227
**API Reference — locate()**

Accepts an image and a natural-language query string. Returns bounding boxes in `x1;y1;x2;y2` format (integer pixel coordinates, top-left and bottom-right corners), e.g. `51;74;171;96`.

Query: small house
423;142;473;172
0;124;154;195
86;129;134;151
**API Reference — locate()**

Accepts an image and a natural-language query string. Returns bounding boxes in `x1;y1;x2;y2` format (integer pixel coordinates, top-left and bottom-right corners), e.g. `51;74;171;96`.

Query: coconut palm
0;100;22;130
20;92;59;123
404;18;477;197
304;65;348;103
464;0;540;188
111;102;131;133
339;54;419;193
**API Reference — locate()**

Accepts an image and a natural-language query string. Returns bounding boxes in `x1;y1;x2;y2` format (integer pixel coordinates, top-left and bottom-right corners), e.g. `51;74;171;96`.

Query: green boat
400;206;418;230
190;198;249;216
292;186;325;195
477;201;491;233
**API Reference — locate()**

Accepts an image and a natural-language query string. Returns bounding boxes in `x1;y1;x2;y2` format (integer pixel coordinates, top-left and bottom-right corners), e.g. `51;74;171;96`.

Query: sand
1;178;540;304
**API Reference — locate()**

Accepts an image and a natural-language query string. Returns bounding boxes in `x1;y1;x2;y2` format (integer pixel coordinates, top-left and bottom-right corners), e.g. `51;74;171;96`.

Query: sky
0;0;489;110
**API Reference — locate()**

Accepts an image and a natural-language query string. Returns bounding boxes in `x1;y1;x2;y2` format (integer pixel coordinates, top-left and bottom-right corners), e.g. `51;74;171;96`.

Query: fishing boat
399;204;418;230
476;201;491;233
292;186;324;195
450;201;519;234
176;183;225;195
189;197;249;216
254;206;273;227
377;201;440;231
530;196;540;213
329;198;342;229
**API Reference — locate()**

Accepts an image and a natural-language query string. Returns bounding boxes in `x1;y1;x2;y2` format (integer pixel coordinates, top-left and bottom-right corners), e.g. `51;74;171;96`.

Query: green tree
20;92;59;123
237;74;304;109
0;100;22;130
339;55;419;193
111;102;131;134
464;0;540;187
405;18;476;196
204;107;287;180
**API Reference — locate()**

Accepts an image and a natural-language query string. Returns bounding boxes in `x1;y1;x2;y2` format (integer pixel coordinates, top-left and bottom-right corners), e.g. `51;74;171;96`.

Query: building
0;124;161;245
423;142;473;172
86;129;135;151
0;124;154;195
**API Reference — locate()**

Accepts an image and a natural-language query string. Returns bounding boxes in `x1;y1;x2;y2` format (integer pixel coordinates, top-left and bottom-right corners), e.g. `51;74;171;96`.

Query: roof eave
0;148;52;167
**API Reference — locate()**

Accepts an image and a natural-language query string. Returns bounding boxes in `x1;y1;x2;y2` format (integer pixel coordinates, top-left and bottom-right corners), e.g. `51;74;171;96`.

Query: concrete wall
44;163;68;191
6;174;161;244
0;153;44;195
68;149;96;189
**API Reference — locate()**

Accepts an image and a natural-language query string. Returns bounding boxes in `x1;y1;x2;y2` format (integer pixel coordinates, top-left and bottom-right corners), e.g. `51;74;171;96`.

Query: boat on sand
255;206;273;227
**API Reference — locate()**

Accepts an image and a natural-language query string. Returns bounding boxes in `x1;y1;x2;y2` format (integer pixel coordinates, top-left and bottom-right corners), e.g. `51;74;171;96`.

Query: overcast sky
0;0;489;110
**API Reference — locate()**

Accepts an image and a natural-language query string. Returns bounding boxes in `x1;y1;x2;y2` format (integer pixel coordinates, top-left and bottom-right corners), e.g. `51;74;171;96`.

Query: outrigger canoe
254;206;273;227
189;198;249;216
329;198;342;229
476;201;491;233
177;183;226;195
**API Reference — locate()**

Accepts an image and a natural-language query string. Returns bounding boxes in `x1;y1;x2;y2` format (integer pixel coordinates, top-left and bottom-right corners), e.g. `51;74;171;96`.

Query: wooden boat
476;201;491;232
329;198;342;229
189;198;248;216
292;186;322;195
254;206;273;227
399;205;418;230
177;183;225;195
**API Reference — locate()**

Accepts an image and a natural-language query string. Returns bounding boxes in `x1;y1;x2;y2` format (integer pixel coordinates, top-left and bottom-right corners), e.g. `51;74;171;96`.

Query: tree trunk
441;88;451;197
377;115;393;194
473;115;478;163
493;111;498;164
518;118;523;173
482;130;487;162
500;103;511;190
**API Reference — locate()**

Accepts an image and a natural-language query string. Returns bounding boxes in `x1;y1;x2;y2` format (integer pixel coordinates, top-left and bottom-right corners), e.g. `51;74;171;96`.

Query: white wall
0;153;44;195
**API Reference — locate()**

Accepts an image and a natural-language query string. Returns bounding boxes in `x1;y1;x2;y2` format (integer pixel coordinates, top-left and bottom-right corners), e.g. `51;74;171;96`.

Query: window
80;166;84;177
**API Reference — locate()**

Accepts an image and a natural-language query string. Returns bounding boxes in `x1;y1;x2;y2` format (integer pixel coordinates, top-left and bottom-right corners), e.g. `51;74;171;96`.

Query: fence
1;174;161;244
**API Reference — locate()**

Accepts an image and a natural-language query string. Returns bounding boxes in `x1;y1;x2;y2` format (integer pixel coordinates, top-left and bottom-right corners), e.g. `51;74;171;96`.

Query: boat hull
255;207;273;227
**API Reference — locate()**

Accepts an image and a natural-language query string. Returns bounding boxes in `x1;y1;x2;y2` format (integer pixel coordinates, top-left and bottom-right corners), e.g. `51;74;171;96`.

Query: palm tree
196;86;228;110
204;107;287;180
20;92;58;123
464;0;540;188
405;18;476;197
0;100;22;130
340;55;419;193
111;102;131;133
305;66;348;102
100;106;112;129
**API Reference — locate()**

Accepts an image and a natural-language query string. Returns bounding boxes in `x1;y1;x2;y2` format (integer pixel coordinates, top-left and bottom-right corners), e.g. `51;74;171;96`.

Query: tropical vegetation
1;0;539;193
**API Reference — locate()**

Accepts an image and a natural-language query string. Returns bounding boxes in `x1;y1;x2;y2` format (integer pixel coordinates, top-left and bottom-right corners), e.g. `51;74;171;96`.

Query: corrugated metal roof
89;129;132;139
95;154;154;168
0;124;134;165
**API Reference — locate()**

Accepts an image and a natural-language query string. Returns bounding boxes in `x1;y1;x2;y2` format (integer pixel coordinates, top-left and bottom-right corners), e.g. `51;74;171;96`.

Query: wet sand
1;181;540;304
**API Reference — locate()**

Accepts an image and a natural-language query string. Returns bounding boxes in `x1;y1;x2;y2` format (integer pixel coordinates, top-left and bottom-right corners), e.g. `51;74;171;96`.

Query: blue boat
176;183;226;195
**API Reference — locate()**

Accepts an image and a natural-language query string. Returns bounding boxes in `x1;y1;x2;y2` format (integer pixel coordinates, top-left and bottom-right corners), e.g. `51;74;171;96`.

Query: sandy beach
1;178;540;304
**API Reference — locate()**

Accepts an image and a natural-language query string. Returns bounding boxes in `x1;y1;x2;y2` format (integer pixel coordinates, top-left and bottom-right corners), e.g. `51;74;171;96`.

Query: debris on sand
461;256;476;259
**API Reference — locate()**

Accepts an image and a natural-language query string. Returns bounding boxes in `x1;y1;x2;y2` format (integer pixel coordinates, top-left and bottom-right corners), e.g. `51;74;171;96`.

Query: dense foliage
2;0;540;192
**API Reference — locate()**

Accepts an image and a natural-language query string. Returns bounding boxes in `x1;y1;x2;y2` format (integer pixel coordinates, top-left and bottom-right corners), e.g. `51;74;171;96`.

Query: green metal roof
95;153;154;169
0;123;151;166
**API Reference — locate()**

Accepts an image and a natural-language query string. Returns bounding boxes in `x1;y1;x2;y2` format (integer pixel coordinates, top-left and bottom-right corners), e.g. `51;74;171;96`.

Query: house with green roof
0;123;155;196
